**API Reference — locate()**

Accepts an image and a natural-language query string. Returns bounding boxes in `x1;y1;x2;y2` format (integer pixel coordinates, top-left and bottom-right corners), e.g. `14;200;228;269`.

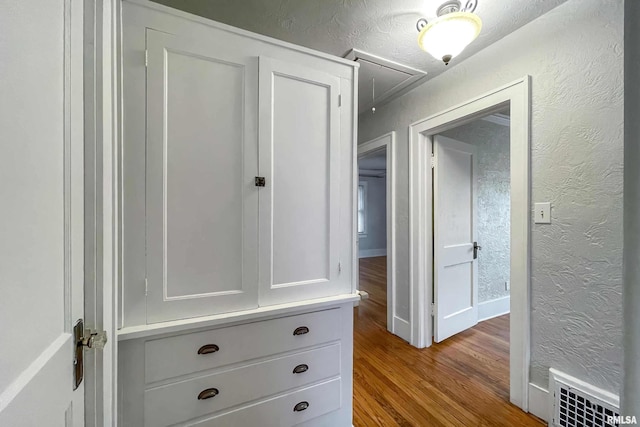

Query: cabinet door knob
293;401;309;412
197;388;219;400
197;344;219;355
293;326;309;336
293;364;309;374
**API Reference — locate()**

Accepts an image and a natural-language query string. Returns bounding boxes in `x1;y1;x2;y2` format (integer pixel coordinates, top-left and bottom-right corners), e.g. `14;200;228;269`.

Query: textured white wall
358;0;623;393
358;176;387;254
442;120;510;304
623;0;640;414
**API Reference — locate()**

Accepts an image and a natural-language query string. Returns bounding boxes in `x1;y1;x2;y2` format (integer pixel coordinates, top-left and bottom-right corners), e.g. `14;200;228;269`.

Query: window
358;181;367;235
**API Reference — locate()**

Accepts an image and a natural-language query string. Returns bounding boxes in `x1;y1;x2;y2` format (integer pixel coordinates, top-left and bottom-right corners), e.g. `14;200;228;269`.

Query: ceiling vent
549;368;620;427
344;49;427;115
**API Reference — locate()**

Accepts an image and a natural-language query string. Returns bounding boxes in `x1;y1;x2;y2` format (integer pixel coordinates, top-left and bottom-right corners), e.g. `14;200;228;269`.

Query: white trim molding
408;76;531;411
358;132;396;337
481;113;511;127
393;316;411;342
478;296;511;322
528;383;549;423
95;0;121;424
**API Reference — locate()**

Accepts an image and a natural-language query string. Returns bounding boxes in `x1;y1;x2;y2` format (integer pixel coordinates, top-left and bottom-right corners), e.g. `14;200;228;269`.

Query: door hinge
145;278;148;296
430;302;435;316
338;262;342;273
431;154;435;169
145;49;148;67
338;94;342;107
73;319;108;390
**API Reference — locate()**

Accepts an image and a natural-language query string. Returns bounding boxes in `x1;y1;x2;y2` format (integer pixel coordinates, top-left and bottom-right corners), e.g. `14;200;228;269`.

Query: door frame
357;132;403;339
408;76;531;410
84;0;121;425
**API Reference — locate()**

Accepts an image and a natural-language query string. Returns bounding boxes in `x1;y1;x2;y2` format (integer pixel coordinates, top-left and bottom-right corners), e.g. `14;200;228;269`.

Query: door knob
473;242;481;259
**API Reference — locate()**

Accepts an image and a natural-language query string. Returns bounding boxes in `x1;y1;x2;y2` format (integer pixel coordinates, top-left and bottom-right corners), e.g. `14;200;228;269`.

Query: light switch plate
534;202;551;224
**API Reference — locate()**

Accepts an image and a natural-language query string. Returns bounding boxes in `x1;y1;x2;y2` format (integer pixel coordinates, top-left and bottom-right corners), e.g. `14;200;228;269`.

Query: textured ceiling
152;0;568;106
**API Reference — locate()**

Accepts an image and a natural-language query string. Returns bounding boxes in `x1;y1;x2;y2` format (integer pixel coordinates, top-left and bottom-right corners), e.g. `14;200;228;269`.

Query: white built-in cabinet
126;7;354;327
118;1;358;426
145;28;260;323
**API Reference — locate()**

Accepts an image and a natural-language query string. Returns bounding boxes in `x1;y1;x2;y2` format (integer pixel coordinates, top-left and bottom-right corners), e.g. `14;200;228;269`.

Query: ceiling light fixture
416;0;482;65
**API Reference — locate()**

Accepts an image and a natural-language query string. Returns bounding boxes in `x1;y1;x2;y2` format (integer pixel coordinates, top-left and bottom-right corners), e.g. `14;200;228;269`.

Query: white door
433;135;479;342
0;0;85;425
145;29;259;323
258;57;346;306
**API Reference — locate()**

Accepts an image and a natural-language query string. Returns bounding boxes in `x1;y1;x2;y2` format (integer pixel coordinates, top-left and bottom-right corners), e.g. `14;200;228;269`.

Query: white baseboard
392;316;411;342
358;248;387;258
528;383;549;423
478;295;510;321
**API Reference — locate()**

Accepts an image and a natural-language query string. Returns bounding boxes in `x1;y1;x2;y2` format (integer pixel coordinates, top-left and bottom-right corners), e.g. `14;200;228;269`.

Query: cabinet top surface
117;293;360;341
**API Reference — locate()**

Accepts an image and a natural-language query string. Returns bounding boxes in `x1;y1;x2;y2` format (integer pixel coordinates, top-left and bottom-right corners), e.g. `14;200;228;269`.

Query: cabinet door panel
146;29;258;323
259;57;346;305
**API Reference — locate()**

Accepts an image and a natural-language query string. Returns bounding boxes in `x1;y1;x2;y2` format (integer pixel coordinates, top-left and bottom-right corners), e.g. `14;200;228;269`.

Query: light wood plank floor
354;256;544;427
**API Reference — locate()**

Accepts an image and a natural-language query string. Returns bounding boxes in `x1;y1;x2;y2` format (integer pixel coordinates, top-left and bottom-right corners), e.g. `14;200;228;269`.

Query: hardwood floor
354;256;544;427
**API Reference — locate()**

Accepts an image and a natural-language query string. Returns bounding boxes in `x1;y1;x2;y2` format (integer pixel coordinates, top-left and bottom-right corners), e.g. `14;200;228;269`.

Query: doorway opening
409;77;531;409
431;109;512;401
356;132;400;337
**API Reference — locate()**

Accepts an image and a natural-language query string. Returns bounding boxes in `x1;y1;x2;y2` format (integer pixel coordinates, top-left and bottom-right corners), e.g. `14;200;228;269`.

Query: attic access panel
345;49;427;114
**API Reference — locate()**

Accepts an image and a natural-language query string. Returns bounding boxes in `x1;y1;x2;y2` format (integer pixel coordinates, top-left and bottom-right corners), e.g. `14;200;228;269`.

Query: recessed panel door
433;135;479;342
146;30;259;323
258;57;346;305
0;0;85;424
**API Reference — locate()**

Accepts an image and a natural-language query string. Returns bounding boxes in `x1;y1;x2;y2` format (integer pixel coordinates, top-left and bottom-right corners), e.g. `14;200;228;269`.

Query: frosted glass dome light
416;1;482;65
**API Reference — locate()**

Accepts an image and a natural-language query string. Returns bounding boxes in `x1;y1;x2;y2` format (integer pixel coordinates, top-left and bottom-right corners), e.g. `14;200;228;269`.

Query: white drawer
187;378;341;427
144;344;341;427
145;309;341;383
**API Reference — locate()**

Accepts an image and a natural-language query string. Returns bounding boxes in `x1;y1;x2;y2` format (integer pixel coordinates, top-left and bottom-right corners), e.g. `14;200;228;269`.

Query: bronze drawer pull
293;401;309;412
197;344;219;355
293;326;309;336
293;364;309;374
197;388;219;400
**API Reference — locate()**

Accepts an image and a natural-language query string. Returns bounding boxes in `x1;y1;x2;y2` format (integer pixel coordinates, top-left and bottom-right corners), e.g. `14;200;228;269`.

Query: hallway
353;256;544;426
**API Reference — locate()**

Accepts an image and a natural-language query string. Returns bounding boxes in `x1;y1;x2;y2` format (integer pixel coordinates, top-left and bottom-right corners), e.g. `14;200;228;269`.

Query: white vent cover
549;368;620;427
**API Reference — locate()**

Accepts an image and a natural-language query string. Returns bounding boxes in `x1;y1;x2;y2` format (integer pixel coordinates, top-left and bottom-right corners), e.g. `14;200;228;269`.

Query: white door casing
258;57;347;305
0;0;86;425
408;77;531;409
433;136;479;342
145;29;260;323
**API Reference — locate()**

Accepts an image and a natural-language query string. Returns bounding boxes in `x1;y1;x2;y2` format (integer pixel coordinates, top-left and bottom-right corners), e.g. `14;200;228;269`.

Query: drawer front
145;309;341;383
144;344;341;427
187;378;341;427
